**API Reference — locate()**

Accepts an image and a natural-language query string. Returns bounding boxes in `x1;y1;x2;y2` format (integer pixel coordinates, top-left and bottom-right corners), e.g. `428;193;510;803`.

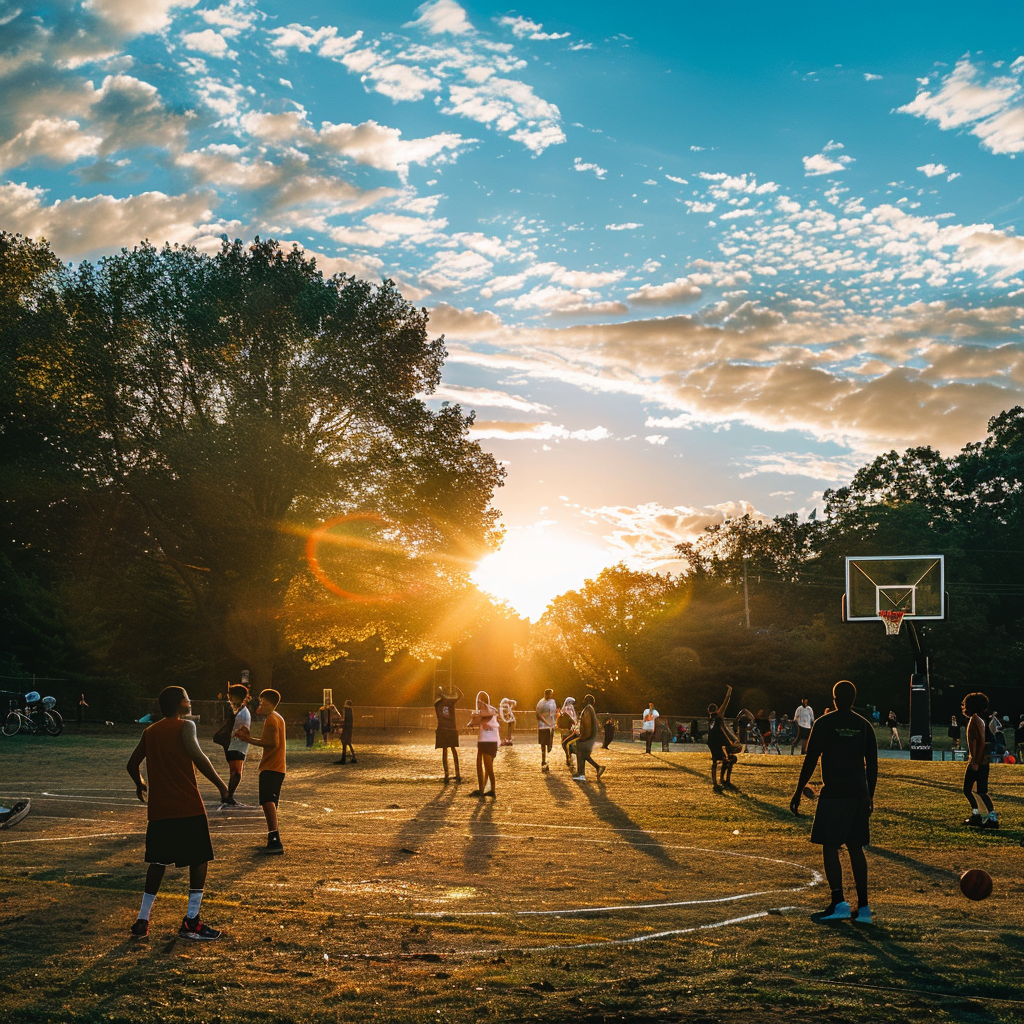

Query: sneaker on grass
812;901;851;922
982;817;1000;829
572;774;586;781
179;916;221;940
130;918;149;939
852;906;873;924
596;765;607;781
262;837;284;855
964;814;983;827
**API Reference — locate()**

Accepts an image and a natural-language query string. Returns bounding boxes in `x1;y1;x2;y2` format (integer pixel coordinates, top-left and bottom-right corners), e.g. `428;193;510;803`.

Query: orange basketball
960;869;993;902
1004;754;1016;765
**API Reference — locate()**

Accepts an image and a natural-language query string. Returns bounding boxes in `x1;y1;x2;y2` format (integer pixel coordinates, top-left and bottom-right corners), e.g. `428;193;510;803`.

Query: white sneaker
572;774;586;781
852;905;873;924
813;901;851;922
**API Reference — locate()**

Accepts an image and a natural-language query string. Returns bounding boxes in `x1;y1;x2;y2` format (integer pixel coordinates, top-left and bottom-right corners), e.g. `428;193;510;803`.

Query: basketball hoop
879;609;905;636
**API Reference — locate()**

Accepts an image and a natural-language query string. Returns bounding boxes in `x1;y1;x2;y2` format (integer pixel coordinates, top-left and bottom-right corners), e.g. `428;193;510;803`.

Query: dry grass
1;731;1023;1023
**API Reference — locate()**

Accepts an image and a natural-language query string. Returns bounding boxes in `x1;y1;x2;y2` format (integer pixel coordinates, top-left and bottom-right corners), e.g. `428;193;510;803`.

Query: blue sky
3;0;1023;617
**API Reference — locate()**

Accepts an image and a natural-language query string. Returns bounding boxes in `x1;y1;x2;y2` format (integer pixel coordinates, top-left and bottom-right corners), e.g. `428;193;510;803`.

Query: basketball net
879;609;905;636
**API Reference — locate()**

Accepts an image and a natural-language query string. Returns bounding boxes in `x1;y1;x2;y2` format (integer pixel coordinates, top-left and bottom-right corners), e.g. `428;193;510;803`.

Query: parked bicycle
2;690;64;737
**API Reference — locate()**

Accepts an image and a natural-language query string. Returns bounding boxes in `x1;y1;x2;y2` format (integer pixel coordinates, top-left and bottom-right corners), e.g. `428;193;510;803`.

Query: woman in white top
469;691;500;799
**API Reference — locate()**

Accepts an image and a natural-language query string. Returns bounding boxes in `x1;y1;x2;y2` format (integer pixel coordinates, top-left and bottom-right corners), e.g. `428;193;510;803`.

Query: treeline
524;411;1024;719
1;232;505;716
3;231;1022;721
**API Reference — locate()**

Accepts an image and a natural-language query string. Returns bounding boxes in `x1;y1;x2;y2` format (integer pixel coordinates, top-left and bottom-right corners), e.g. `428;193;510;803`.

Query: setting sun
472;526;616;621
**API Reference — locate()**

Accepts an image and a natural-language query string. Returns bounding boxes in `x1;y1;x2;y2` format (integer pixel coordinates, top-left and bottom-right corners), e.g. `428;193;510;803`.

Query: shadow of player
382;783;460;865
575;782;677;867
463;798;497;874
542;768;576;804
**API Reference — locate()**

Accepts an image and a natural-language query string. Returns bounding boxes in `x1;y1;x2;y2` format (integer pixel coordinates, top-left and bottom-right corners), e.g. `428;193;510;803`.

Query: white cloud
496;15;569;41
181;29;235;59
430;384;551;413
0;181;217;259
82;0;200;37
864;73;882;81
605;222;642;231
803;151;854;176
627;277;702;305
645;434;668;445
200;1;258;36
917;162;948;177
469;421;612;441
0;117;102;172
574;156;607;178
736;452;865;482
665;174;688;184
899;58;1024;155
406;0;474;36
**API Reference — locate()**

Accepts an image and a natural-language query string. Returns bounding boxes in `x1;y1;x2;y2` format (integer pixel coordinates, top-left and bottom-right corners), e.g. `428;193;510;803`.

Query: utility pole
743;555;750;629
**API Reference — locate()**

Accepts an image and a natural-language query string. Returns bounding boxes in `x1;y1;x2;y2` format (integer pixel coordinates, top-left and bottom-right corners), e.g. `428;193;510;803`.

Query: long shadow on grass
884;770;1024;807
382;784;459;865
463;798;497;874
867;843;969;883
542;768;575;805
575;782;676;867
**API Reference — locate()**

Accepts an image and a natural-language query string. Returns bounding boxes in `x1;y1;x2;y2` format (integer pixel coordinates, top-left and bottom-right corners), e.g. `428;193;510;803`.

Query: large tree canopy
2;234;504;689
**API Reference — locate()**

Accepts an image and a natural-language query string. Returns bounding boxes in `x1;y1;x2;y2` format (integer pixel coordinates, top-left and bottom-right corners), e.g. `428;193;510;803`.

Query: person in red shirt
126;686;229;940
236;688;287;854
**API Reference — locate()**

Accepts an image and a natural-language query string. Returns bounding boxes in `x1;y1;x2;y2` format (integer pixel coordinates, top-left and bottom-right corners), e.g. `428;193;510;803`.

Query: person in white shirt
642;703;659;754
535;689;558;771
792;698;815;755
469;692;500;799
223;684;251;805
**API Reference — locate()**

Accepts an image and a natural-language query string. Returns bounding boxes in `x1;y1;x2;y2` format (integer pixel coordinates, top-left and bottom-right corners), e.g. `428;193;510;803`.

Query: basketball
1004;754;1016;764
959;869;993;902
802;785;816;799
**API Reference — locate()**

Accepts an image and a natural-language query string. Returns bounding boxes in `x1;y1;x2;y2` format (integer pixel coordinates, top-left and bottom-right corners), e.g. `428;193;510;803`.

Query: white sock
971;808;981;816
139;892;156;921
187;889;204;920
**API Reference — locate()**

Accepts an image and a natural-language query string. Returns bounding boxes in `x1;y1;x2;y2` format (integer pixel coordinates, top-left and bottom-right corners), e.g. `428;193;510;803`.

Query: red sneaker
178;916;221;941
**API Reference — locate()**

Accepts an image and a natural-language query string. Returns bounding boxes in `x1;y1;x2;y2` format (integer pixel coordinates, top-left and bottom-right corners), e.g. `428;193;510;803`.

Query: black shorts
965;761;989;795
258;770;285;806
709;743;729;762
477;741;498;757
226;751;245;764
810;797;870;848
797;726;812;742
145;814;214;867
435;729;459;750
538;728;553;750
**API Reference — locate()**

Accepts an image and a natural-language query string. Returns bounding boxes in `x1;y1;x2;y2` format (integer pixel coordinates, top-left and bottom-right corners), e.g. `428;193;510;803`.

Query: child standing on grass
236;689;287;854
469;693;500;799
126;686;229;940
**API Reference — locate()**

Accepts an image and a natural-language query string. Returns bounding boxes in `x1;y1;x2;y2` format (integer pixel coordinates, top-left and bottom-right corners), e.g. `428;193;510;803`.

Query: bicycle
2;691;64;737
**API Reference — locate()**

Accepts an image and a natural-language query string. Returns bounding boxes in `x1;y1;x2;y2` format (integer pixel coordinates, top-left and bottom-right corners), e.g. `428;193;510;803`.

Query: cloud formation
899;57;1024;155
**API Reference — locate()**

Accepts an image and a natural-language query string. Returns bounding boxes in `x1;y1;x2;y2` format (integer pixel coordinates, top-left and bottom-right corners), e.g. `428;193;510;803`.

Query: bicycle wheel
2;712;22;737
44;710;64;736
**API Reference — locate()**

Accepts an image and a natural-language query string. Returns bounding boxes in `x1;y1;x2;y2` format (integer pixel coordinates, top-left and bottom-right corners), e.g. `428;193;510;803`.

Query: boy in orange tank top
236;688;287;854
126;686;229;940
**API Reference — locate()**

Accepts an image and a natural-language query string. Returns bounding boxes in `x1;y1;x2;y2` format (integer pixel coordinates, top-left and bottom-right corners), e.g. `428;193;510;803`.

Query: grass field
2;730;1023;1024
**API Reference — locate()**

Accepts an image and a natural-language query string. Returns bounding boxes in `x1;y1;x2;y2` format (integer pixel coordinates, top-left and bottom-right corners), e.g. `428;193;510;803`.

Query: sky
3;0;1024;618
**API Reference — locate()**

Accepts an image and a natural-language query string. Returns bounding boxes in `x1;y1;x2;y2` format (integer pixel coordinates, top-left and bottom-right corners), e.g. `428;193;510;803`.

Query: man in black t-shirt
791;679;877;924
434;686;462;783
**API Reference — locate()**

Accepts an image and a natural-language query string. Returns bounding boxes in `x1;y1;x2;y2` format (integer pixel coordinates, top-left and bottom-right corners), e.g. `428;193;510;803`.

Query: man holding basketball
791;680;877;923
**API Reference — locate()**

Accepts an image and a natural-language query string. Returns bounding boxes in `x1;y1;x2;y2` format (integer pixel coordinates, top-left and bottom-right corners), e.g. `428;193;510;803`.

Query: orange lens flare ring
305;514;406;604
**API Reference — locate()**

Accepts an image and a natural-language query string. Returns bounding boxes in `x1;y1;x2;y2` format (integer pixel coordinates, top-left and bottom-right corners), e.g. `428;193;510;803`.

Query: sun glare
472;527;615;621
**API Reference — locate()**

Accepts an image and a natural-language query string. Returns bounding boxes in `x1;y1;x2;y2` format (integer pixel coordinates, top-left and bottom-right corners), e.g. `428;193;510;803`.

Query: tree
6;236;504;687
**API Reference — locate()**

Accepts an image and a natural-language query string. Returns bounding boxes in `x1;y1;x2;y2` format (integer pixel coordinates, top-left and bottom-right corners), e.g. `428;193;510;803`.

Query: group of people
124;675;1010;941
949;709;1024;762
127;682;288;941
302;700;356;763
430;686;607;795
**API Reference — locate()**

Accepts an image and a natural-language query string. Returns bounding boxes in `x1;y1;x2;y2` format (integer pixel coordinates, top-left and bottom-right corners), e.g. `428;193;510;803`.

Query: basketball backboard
844;555;945;622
